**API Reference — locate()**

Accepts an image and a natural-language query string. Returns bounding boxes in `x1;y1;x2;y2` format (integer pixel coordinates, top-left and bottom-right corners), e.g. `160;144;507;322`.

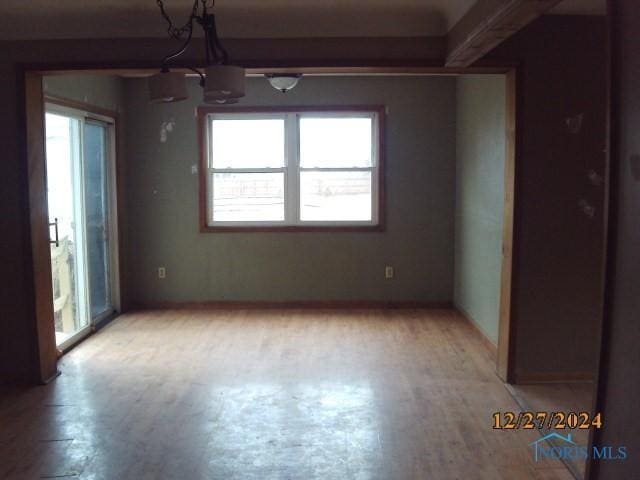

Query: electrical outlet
385;266;394;279
158;267;166;279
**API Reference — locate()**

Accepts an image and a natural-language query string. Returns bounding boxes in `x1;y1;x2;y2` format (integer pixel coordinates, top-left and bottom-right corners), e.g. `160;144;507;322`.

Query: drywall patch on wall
160;119;175;143
454;74;506;345
123;75;457;304
565;113;584;134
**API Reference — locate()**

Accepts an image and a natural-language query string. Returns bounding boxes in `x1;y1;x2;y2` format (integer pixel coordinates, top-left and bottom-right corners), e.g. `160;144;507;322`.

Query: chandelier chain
154;0;229;67
156;0;199;39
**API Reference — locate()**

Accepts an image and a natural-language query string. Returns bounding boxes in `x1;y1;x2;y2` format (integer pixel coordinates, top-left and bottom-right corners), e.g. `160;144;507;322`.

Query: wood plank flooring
0;309;574;479
506;382;594;479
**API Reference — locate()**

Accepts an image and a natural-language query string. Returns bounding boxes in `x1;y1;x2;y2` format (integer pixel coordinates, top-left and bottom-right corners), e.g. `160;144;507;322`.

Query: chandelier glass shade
265;74;302;93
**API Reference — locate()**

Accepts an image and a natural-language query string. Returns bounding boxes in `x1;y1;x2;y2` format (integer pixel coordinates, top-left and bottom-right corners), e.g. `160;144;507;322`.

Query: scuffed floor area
0;309;574;479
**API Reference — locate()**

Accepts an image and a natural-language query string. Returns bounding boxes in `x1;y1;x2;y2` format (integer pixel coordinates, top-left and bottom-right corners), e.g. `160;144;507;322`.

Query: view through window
200;108;383;229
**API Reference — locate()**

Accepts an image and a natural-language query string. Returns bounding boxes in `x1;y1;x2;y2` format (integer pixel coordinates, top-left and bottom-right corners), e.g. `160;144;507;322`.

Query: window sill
200;224;385;233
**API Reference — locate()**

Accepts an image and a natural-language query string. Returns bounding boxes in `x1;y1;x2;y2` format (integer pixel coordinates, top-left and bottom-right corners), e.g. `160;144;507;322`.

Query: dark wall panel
0;63;36;383
590;1;640;478
486;16;607;379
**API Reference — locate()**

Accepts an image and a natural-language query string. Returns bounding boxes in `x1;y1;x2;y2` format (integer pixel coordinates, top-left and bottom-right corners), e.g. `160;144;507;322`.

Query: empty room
1;1;637;480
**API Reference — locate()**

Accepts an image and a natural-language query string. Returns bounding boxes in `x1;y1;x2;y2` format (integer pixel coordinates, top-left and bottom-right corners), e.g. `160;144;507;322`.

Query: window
198;107;384;231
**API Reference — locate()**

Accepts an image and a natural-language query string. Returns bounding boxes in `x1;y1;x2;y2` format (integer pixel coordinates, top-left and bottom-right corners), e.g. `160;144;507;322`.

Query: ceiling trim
34;66;513;77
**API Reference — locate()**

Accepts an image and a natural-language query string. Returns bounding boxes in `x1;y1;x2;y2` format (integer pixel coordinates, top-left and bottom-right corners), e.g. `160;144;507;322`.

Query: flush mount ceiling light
265;74;302;93
149;0;245;104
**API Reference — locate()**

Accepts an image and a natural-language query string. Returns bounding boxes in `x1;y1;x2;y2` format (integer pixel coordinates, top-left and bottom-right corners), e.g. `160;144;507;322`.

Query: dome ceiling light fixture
265;74;302;93
149;0;245;104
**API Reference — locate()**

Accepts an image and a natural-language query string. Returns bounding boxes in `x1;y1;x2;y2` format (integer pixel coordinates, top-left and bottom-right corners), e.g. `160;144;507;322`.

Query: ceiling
550;0;605;15
0;0;472;40
0;0;605;41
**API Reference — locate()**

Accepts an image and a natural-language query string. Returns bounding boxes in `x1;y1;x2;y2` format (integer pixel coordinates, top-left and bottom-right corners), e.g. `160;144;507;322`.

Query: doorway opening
25;66;516;375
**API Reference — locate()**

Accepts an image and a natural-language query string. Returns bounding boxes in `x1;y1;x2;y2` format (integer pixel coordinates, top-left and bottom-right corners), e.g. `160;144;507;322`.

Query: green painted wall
43;74;125;113
123;76;456;304
454;75;506;344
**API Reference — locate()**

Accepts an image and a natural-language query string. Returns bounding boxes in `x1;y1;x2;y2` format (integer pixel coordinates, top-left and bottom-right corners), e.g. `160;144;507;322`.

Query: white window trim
203;108;382;229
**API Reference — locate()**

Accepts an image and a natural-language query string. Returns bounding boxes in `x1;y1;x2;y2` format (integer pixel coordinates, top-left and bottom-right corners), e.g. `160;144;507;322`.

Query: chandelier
149;0;245;104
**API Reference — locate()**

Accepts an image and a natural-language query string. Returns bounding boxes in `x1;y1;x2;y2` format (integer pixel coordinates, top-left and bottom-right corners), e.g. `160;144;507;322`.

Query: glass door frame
45;100;121;351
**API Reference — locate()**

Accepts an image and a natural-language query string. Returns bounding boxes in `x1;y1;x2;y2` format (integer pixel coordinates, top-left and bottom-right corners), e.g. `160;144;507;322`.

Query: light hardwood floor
506;382;594;479
0;309;574;480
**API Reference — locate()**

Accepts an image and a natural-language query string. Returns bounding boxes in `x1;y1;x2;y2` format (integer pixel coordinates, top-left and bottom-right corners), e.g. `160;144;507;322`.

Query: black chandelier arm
161;17;195;67
207;16;229;65
156;0;232;70
203;22;211;65
197;13;229;65
187;67;206;87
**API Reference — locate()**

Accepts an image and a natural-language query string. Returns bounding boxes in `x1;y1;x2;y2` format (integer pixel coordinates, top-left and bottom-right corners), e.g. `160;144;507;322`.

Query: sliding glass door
45;105;118;349
46;112;88;346
83;121;113;321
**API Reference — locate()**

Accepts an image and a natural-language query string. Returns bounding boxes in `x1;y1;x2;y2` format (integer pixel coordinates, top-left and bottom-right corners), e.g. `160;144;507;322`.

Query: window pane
83;122;111;319
300;171;372;221
300;117;373;168
211;119;285;169
213;172;285;222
